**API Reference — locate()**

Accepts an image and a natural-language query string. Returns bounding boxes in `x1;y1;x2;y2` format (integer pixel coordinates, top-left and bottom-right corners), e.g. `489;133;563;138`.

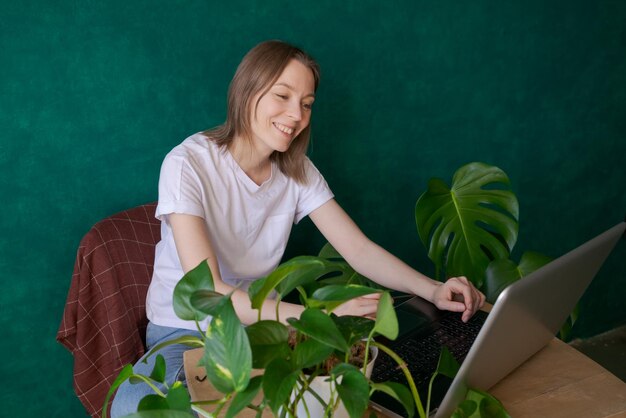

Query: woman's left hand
334;292;381;320
431;276;486;322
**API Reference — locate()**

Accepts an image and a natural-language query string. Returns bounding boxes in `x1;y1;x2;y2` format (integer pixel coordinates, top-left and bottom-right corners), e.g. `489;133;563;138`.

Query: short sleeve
155;153;206;221
294;158;334;224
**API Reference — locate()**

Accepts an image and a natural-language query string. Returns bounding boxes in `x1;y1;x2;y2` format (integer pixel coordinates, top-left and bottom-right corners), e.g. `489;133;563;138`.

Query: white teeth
274;122;294;135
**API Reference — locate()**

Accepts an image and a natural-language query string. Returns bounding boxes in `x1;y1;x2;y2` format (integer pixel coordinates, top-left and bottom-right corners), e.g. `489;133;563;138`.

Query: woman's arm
168;212;382;324
309;199;485;322
168;213;304;325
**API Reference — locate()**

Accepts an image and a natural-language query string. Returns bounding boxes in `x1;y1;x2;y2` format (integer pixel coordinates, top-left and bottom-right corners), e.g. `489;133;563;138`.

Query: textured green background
1;1;625;416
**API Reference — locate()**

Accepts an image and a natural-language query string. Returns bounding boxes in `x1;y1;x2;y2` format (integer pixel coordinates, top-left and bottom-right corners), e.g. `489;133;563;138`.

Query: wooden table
488;338;626;417
184;338;626;417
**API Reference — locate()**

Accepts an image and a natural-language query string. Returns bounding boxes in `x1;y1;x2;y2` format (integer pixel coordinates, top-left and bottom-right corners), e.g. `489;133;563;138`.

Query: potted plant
414;162;575;339
103;254;431;418
103;248;513;418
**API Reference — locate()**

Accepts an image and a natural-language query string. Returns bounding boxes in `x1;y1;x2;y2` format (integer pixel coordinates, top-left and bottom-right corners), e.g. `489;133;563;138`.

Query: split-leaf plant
414;162;576;340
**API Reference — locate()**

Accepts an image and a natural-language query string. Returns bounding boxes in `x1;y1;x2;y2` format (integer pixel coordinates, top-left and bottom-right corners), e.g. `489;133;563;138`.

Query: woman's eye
275;93;288;100
302;103;313;110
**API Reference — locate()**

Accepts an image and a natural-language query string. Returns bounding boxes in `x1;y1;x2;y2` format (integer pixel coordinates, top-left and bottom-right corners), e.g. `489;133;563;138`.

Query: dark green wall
1;1;624;416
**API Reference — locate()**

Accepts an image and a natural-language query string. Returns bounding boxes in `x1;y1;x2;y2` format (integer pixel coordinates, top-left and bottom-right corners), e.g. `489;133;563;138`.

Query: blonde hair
204;40;320;184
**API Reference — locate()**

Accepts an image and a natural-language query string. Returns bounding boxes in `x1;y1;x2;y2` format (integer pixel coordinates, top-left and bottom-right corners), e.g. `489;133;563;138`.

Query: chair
57;203;160;417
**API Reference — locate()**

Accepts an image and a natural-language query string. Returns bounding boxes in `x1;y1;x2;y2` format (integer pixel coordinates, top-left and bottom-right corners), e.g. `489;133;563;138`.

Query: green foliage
370;381;415;418
415;162;578;341
249;256;345;312
102;364;134;418
141;335;204;364
292;337;335;369
426;349;509;418
172;261;215;322
243;258;407;417
310;284;381;303
483;251;552;304
559;303;580;341
160;382;192;412
148;354;166;384
245;320;290;369
373;291;399;340
287;308;349;352
332;363;370;418
415;162;519;287
452;389;511;418
413;161;594;416
102;356;195;418
201;298;252;394
105;257;418;418
334;315;375;346
307;284;381;312
225;375;263;418
263;358;299;414
189;289;233;317
433;346;461;379
426;347;461;415
107;230;515;417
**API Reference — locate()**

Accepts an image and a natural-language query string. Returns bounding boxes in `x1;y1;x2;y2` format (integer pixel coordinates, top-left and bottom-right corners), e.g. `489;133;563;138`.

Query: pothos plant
103;255;426;418
415;162;576;340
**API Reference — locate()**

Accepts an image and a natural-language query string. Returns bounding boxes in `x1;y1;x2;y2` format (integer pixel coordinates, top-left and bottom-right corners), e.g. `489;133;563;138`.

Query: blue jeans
110;322;203;417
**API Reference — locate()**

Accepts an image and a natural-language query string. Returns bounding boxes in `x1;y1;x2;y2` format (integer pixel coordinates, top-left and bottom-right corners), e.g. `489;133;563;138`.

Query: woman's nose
286;101;302;121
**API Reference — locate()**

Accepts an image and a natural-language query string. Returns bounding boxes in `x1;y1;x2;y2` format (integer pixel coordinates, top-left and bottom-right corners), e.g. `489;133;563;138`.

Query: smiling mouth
273;122;294;135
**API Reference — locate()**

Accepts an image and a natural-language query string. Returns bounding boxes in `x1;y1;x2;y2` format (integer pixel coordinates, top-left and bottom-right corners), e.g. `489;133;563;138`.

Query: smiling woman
109;39;485;417
240;58;316;174
206;40;320;185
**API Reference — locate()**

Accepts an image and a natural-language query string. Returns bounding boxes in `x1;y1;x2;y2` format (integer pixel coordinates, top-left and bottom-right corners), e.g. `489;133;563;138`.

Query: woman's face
249;59;316;155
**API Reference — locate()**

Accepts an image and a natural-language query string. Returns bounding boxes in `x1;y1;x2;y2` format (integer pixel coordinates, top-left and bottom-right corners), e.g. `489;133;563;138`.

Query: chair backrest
57;203;160;417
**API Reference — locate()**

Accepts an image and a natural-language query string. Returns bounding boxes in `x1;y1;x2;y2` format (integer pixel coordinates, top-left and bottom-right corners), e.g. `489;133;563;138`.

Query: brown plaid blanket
57;203;160;417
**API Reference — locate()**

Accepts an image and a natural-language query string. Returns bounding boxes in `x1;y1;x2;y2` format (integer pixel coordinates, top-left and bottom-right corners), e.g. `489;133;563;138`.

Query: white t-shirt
146;133;334;330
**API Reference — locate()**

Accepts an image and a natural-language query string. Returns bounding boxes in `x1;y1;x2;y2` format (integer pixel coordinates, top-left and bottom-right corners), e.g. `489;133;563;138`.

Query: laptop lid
434;221;625;417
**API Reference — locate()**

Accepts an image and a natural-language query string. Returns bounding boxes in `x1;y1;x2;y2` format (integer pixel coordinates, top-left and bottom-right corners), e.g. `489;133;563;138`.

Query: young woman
111;40;485;416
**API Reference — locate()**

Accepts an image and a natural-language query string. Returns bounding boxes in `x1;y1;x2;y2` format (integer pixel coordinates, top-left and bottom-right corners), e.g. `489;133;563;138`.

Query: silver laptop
369;221;625;417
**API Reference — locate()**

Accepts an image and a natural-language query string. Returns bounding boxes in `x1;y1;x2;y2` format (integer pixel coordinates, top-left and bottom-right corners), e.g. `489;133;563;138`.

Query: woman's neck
228;138;272;186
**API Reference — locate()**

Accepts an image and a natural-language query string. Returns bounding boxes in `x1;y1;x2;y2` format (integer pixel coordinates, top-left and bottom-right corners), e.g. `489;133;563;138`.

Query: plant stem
293;372;327;414
191;404;215;418
426;372;438;417
191;398;229;406
324;374;338;417
247;404;262;412
363;328;377;375
212;392;232;416
130;374;167;397
280;401;296;418
275;298;281;322
291;375;309;409
303;373;328;408
372;342;426;418
299;385;312;418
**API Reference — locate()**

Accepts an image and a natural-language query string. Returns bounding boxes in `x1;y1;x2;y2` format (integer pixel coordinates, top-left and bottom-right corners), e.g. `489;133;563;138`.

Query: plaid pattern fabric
57;203;160;417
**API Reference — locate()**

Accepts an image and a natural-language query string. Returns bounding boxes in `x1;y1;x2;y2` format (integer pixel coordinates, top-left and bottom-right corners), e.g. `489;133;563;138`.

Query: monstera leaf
415;163;519;288
483;251;552;304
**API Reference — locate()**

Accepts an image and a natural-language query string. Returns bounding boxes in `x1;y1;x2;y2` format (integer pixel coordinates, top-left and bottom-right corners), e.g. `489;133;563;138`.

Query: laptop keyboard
372;310;488;387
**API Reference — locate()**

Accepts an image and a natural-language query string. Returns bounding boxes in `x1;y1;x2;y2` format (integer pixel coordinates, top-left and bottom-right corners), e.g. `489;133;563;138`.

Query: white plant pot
291;346;378;418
